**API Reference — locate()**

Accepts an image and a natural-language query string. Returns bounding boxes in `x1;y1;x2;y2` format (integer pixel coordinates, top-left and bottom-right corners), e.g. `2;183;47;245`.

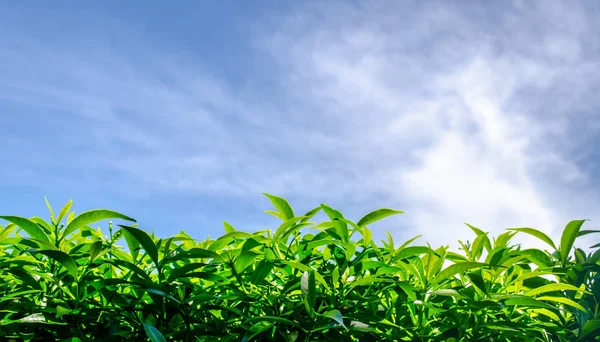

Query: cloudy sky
1;0;599;251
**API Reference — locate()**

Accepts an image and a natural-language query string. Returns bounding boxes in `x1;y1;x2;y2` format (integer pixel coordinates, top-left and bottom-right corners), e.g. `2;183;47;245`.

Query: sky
1;0;599;252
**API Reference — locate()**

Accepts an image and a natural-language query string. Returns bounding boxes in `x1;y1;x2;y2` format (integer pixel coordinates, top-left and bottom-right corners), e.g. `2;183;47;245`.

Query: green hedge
0;194;599;341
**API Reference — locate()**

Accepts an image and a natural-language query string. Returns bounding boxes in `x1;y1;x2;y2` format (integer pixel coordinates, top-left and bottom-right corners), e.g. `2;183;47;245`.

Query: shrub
0;194;599;341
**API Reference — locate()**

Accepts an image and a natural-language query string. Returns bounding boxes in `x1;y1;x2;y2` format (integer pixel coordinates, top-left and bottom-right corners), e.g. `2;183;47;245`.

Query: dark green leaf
119;225;159;267
143;322;167;342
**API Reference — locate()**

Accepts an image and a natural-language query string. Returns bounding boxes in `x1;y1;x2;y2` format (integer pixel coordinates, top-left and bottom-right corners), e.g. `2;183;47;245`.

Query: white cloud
260;1;600;250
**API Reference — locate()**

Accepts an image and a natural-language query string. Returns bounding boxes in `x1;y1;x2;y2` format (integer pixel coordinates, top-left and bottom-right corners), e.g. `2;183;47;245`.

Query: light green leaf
0;216;50;243
56;200;73;225
536;296;587;312
234;251;259;273
507;227;556;250
321;205;349;243
44;196;55;224
63;209;136;239
432;262;487;285
525;283;588;297
356;208;403;228
560;220;587;264
89;241;103;261
223;221;236;234
263;193;294;221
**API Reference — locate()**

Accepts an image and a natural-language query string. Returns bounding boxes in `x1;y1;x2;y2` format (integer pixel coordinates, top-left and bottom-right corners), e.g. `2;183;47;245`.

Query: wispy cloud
259;0;600;248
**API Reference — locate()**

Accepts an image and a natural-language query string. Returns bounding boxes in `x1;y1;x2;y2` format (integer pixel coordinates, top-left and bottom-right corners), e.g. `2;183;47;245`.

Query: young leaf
44;196;55;224
432;262;487;285
356;208;403;228
63;209;136;239
263;193;294;221
525;283;589;297
223;221;236;234
560;220;587;264
89;241;103;261
321;205;349;242
507;227;556;250
536;296;587;312
56;200;73;225
0;216;50;243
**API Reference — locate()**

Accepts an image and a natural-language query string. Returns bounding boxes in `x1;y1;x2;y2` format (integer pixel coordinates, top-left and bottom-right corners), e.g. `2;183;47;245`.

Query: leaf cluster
0;195;599;341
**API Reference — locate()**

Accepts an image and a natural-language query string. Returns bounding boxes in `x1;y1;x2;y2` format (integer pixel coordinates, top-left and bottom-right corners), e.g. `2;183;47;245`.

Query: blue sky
1;0;599;250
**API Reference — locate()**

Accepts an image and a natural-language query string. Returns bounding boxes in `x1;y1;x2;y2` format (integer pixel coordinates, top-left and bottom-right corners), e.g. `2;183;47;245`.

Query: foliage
0;195;599;341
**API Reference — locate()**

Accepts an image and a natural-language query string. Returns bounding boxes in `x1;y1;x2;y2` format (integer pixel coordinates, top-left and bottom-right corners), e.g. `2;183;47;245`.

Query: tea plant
0;194;598;341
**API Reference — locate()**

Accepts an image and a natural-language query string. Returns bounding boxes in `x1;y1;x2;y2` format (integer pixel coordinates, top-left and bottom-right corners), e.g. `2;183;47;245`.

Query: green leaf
273;216;307;241
245;316;305;330
362;227;372;246
466;223;492;253
536;296;587;312
507;227;556;250
223;221;236;234
356;208;403;228
44;196;55;224
320;309;346;329
578;229;600;237
578;320;600;342
56;200;73;225
525;283;588;297
56;305;72;318
560;220;587;264
143;322;167;342
504;296;556;310
29;249;78;278
321;205;349;242
263;193;294;221
250;260;274;285
119;225;159;268
122;229;141;262
0;216;50;243
89;241;103;261
209;231;252;251
63;209;136;239
300;206;322;223
467;271;488;294
393;246;431;262
433;262;487;285
185;248;223;261
301;270;316;315
234;251;259;273
430;289;466;299
471;232;490;260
